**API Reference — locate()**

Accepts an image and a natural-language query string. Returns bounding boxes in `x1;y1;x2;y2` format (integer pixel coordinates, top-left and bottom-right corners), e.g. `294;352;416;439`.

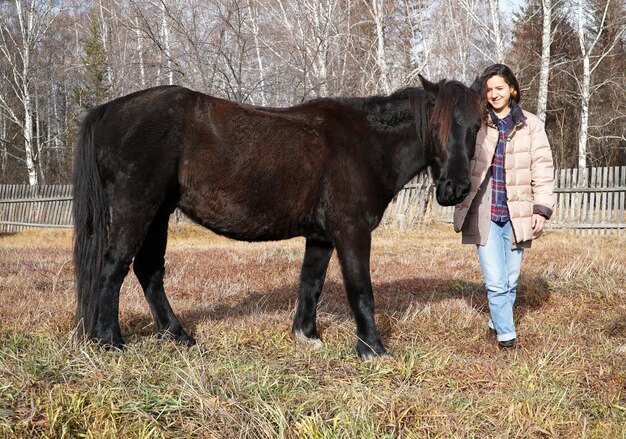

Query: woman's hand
532;213;546;234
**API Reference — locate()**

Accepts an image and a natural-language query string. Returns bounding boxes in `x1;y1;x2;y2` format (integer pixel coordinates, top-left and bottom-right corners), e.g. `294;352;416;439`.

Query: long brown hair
479;64;521;121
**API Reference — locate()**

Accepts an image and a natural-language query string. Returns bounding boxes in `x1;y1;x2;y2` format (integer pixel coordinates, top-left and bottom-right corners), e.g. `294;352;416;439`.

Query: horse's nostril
457;183;470;198
445;180;454;195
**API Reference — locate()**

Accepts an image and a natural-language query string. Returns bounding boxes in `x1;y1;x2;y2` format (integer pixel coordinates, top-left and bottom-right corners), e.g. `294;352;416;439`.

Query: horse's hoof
292;330;324;349
357;343;388;360
177;333;196;347
360;352;393;361
98;338;125;351
159;329;196;347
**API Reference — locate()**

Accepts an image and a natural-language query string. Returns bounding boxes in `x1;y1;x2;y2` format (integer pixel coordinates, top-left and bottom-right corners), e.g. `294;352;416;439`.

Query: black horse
73;76;480;359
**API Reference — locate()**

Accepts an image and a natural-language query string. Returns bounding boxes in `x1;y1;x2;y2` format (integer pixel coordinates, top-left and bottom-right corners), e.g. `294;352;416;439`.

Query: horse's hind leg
292;239;334;348
133;204;195;346
92;210;154;348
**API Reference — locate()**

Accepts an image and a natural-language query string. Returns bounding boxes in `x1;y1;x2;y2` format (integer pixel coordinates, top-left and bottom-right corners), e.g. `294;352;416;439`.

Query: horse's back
176;93;338;241
84;86;379;242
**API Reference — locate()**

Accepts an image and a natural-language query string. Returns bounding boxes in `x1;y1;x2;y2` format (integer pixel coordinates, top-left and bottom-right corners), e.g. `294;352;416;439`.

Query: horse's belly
177;190;313;242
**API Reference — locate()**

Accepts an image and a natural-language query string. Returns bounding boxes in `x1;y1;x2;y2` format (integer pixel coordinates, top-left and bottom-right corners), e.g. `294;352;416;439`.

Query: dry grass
0;223;625;438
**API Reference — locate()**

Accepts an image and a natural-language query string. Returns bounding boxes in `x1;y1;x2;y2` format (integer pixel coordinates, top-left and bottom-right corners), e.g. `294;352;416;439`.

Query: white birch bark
35;88;45;183
575;0;625;169
97;0;113;91
134;15;146;88
363;0;391;93
488;0;504;63
161;1;174;85
536;0;552;123
1;112;6;173
311;1;329;96
247;0;266;105
13;0;37;185
0;0;55;184
577;0;590;169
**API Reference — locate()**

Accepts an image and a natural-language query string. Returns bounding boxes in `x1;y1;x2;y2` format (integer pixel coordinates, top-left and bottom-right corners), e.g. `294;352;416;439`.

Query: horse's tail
73;106;109;337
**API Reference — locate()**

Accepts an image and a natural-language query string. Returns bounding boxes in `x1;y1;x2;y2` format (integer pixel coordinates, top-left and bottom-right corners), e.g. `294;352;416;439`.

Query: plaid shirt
491;112;513;222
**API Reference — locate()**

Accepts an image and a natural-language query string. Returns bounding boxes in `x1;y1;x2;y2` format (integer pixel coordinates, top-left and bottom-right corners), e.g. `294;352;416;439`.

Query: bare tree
536;0;552;122
0;0;57;185
457;0;506;64
361;0;391;93
575;0;626;168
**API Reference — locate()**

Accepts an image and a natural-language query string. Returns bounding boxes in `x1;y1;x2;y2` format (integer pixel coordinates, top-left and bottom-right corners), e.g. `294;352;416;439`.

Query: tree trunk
17;0;38;185
161;2;174;85
536;0;551;123
1;112;6;174
23;82;38;185
372;0;391;93
488;0;504;63
134;15;146;88
578;54;590;169
248;0;266;105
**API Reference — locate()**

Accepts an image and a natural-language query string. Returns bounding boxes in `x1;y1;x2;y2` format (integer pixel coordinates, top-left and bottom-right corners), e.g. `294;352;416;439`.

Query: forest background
0;0;625;186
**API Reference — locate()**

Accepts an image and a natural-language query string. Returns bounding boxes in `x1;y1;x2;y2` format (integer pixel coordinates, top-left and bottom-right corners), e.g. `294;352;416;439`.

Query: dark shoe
498;338;516;348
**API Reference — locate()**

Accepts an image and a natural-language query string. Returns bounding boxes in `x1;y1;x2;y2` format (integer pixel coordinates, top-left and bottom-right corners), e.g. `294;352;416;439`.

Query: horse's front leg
292;238;334;348
333;226;387;359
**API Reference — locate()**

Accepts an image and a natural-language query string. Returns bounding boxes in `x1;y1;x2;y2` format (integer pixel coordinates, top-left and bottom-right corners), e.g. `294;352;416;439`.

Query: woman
454;64;555;348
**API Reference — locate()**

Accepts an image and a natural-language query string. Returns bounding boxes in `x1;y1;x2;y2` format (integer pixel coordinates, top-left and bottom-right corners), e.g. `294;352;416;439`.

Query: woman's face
486;75;514;115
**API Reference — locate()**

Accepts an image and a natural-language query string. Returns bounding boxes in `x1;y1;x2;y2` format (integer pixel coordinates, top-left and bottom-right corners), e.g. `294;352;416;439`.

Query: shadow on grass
161;275;552;338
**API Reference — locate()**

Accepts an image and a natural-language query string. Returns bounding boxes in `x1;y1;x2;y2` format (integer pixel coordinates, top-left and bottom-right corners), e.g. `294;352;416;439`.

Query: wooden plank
599;168;606;236
554;186;626;193
618;166;626;234
570;168;577;229
608;167;615;235
0;220;72;229
580;168;589;236
557;168;566;228
591;167;598;236
562;167;570;227
575;168;584;232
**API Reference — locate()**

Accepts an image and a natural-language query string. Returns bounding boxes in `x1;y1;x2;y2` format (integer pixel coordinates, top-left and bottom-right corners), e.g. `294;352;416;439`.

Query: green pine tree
76;14;110;111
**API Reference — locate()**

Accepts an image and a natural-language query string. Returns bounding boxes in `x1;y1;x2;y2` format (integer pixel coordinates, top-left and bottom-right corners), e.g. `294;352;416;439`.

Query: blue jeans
477;220;524;342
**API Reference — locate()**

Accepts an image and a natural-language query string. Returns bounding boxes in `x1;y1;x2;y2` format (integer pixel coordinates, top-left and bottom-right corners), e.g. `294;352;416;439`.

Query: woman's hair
479;64;521;120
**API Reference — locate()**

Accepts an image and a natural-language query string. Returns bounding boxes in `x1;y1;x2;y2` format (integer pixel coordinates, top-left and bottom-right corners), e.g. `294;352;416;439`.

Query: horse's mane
309;88;438;163
304;83;478;163
331;88;430;134
427;80;480;146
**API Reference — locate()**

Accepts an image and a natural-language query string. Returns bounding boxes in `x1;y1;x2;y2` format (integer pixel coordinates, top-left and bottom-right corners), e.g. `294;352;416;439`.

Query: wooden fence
0;185;73;233
1;166;625;234
383;166;626;235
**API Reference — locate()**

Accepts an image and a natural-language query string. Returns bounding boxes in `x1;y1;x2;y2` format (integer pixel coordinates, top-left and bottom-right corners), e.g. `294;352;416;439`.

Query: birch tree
457;0;506;63
160;0;174;85
575;0;626;168
402;0;434;82
0;0;56;185
361;0;391;93
536;0;552;122
262;0;350;100
246;0;267;105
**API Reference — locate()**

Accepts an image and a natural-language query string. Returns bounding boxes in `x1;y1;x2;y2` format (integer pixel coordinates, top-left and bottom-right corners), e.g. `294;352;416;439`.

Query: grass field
1;223;625;438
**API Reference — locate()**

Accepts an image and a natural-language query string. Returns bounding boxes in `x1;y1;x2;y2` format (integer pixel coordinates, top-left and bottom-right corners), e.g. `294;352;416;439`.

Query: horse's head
419;75;481;206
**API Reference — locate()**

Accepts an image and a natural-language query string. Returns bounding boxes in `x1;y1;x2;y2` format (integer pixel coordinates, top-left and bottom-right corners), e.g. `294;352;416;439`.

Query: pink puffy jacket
453;109;555;246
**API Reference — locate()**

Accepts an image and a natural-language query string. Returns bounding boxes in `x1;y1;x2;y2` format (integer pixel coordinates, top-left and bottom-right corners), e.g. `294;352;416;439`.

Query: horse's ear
470;76;482;93
419;74;439;99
